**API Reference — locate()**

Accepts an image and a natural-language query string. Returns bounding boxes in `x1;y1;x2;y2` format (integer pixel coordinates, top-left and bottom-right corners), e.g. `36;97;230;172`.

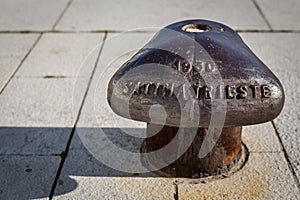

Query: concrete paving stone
0;127;71;155
177;153;300;200
16;33;104;78
0;34;39;91
71;127;147;152
0;155;60;199
53;133;175;199
0;77;88;127
52;130;153;178
256;0;300;30
0;0;69;31
77;33;155;128
54;176;175;199
240;33;300;181
242;122;282;153
55;0;268;31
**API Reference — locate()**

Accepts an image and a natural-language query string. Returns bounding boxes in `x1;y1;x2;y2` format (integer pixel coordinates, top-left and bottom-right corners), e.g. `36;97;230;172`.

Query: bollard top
107;19;284;127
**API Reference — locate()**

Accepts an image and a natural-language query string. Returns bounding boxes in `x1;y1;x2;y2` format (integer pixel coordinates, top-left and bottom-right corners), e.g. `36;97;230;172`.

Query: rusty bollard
107;20;284;177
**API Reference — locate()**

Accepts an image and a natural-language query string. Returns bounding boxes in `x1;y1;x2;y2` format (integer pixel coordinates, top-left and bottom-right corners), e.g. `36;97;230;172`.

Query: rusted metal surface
141;124;242;177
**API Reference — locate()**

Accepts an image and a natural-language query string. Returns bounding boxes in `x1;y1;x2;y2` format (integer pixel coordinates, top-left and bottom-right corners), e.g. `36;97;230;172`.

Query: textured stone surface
54;130;145;175
177;153;300;200
0;0;69;31
0;1;299;199
241;33;300;182
56;0;268;31
0;34;38;91
0;127;71;155
256;0;300;30
0;78;88;127
54;176;175;199
16;33;104;78
243;122;282;153
0;155;60;199
53;132;175;199
77;33;155;128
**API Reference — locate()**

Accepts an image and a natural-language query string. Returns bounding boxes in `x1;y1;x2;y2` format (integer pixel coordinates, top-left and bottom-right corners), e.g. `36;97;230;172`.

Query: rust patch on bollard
141;125;242;177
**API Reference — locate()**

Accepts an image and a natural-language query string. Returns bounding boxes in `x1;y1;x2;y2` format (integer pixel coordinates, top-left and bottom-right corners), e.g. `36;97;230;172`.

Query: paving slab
240;33;300;182
177;152;300;200
55;0;268;31
0;34;39;91
256;0;300;30
77;32;155;128
52;126;297;199
53;132;175;199
0;0;69;31
0;77;88;127
16;33;104;78
54;117;293;199
54;176;175;199
0;127;71;155
0;155;60;199
242;122;282;153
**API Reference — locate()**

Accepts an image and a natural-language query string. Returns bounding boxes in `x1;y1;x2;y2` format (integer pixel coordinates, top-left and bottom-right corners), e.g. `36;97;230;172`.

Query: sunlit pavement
0;0;299;199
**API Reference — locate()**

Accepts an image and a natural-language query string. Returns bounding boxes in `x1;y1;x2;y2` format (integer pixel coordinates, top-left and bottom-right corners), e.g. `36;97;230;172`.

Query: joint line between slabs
48;32;108;199
271;121;300;189
174;181;179;200
51;0;74;31
0;33;43;95
251;0;273;30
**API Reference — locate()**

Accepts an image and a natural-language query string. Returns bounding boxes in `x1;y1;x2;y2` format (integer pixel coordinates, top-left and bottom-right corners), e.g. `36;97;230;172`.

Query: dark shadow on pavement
0;127;161;199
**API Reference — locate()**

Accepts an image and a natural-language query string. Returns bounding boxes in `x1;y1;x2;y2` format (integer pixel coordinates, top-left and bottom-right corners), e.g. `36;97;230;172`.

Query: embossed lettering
153;83;160;95
124;81;275;100
225;85;235;99
204;62;214;72
261;85;271;98
203;86;211;99
181;62;192;73
193;63;202;73
236;85;247;99
249;85;258;98
144;83;150;95
157;85;165;96
122;82;131;94
193;84;201;99
215;85;224;99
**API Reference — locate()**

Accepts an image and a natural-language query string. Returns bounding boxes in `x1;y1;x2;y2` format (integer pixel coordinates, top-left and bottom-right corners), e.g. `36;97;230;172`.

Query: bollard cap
107;19;284;127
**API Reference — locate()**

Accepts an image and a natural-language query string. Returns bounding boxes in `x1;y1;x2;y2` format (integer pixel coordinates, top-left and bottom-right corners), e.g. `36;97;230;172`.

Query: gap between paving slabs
0;33;42;94
0;33;106;199
49;32;108;199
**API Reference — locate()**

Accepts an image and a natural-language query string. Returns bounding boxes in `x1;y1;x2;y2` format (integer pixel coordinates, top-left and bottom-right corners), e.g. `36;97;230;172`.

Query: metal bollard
107;20;284;177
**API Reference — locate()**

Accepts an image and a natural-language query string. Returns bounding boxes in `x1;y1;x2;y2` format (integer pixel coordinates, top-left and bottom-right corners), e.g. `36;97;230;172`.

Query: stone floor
0;0;299;199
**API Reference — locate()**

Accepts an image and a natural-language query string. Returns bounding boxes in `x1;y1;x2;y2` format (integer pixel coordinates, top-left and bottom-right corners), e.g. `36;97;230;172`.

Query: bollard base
141;124;244;178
